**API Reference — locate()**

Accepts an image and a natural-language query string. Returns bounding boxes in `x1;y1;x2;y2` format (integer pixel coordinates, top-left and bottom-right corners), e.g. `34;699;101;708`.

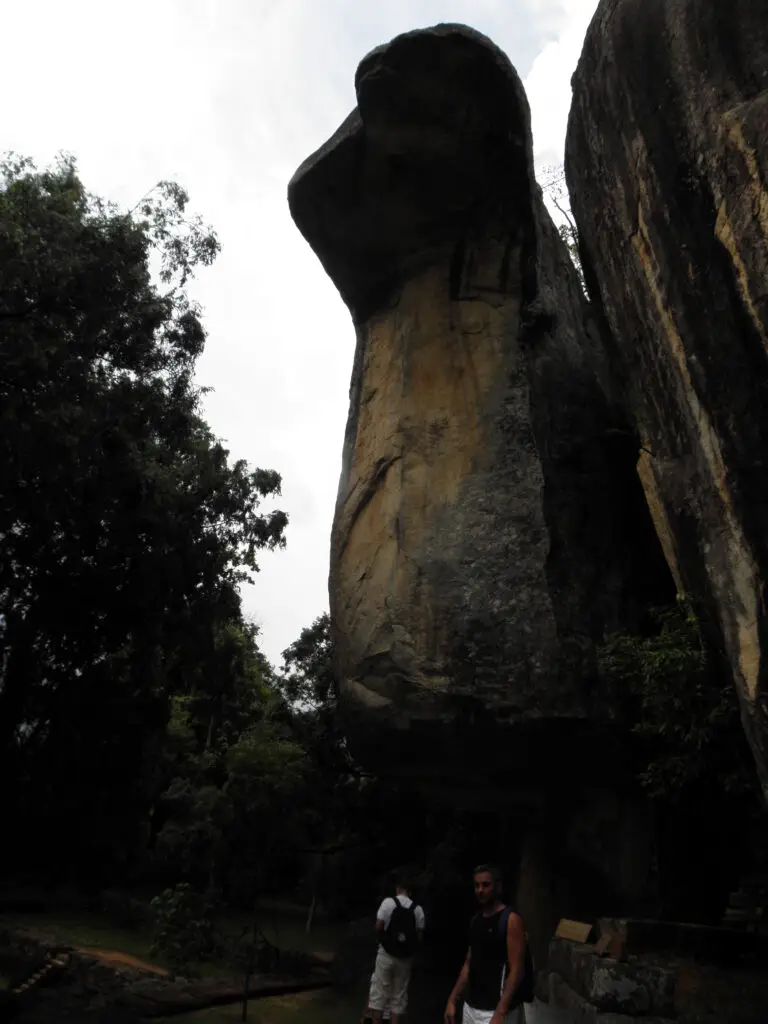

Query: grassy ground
0;896;358;1020
0;909;157;963
0;897;344;982
227;899;342;958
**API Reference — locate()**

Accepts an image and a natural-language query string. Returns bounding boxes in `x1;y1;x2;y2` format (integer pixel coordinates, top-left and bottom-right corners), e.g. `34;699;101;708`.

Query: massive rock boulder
566;0;768;802
289;24;672;784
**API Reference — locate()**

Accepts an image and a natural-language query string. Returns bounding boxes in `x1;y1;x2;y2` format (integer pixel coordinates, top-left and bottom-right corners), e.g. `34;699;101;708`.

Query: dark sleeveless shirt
467;907;508;1011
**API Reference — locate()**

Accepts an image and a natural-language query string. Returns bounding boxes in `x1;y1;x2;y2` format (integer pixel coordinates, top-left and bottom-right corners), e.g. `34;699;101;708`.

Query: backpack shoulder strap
498;905;512;937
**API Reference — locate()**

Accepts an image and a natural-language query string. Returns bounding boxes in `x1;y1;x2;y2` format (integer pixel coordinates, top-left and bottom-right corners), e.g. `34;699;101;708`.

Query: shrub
149;883;220;978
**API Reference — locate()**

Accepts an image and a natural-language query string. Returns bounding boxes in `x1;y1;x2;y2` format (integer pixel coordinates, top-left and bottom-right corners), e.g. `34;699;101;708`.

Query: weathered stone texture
546;969;674;1024
547;937;676;1017
290;23;672;779
566;0;768;801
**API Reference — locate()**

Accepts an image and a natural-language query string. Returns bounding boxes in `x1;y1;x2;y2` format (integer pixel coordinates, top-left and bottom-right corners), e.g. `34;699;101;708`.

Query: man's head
393;868;415;895
473;863;502;907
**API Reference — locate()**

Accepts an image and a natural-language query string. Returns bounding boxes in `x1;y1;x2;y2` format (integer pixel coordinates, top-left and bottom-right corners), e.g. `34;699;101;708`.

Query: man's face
473;871;497;907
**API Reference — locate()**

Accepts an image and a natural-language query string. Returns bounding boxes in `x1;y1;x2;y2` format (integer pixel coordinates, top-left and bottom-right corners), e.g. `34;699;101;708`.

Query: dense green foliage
149;883;221;979
599;601;766;921
153;627;310;902
599;600;757;801
280;613;335;712
0;154;287;881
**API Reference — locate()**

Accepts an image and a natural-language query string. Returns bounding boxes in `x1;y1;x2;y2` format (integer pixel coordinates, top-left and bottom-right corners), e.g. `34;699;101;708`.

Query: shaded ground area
0;898;343;983
2;917;577;1024
674;958;768;1024
0;913;162;972
174;979;574;1024
175;984;363;1023
75;948;168;977
0;911;332;1023
7;904;765;1022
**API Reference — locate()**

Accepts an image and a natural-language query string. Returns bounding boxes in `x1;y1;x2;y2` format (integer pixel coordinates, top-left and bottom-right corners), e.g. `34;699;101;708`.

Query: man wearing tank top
444;864;526;1024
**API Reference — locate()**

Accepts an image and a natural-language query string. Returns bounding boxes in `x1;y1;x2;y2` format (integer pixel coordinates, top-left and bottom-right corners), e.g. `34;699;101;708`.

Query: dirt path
75;946;168;976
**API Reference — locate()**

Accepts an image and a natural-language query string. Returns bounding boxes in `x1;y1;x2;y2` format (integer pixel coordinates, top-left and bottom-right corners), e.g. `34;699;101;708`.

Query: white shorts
462;1002;525;1024
368;947;413;1015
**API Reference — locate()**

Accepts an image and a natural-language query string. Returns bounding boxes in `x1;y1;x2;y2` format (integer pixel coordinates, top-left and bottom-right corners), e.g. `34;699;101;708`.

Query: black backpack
381;896;419;958
498;907;536;1005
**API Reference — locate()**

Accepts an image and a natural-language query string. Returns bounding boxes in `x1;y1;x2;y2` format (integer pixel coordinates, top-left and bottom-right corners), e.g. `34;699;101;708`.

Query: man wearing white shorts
444;865;527;1024
368;871;425;1023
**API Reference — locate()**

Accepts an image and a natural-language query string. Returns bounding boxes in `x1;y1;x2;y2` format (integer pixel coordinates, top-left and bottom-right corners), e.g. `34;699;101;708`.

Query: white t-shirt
376;895;426;932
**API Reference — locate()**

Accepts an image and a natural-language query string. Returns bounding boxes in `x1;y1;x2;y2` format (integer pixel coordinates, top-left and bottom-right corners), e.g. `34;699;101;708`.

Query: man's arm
375;898;393;937
494;912;525;1020
444;947;471;1024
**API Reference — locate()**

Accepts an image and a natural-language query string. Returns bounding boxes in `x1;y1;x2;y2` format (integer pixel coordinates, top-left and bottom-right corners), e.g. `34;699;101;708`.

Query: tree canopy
0;154;287;878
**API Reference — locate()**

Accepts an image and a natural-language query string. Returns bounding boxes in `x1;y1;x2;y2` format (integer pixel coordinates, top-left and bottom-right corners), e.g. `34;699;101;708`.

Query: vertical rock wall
566;0;768;801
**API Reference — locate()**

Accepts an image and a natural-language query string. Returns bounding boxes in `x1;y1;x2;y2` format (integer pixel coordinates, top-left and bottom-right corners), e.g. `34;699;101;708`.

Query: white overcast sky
3;0;598;668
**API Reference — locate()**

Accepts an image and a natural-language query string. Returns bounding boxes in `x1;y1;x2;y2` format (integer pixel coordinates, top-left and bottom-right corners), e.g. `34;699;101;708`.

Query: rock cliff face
289;24;672;782
566;0;768;802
